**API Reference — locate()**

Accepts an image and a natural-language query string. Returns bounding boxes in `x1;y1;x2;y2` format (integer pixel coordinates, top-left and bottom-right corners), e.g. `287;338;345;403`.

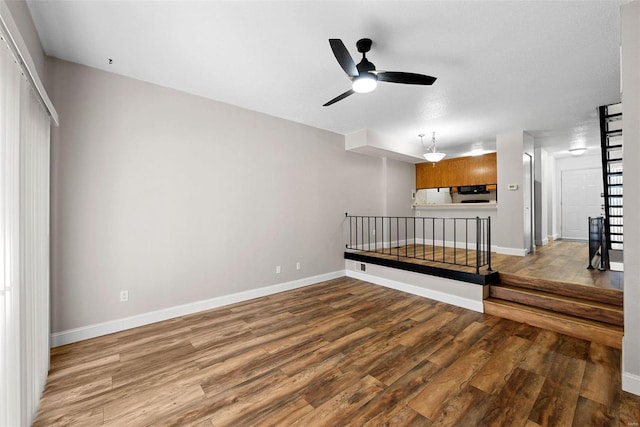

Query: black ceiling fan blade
376;71;437;85
329;39;359;78
323;89;355;106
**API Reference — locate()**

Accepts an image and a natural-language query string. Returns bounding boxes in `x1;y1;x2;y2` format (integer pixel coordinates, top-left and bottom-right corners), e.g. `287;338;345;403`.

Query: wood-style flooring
34;277;639;426
492;240;623;291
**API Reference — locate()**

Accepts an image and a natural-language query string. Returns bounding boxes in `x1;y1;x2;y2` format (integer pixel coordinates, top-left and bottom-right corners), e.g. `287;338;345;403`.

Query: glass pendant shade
420;132;445;163
424;152;446;162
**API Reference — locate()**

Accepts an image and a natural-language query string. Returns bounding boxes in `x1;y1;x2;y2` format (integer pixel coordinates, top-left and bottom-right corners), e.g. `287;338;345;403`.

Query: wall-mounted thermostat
507;184;519;190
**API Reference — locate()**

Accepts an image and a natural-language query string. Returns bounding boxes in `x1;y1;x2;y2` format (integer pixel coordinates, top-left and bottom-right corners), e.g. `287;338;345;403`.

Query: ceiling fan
323;38;437;106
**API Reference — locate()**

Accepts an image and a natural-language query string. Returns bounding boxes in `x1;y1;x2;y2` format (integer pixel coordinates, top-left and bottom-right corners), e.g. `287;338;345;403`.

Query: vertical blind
0;26;51;426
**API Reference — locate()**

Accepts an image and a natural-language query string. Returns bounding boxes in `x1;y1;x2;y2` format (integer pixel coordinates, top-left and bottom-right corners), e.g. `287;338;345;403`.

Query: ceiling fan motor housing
356;38;373;53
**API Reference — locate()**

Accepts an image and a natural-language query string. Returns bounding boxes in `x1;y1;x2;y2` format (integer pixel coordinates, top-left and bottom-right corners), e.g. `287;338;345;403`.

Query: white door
561;168;603;240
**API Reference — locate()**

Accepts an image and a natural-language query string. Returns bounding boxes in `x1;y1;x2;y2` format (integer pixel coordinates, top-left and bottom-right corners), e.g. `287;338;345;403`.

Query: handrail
345;213;492;274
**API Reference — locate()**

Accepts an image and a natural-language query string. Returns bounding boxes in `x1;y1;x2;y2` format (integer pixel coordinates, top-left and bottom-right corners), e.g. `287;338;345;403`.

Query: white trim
621;335;640;396
622;371;640;396
495;246;528;256
414;237;498;253
610;261;624;272
346;269;483;313
50;270;345;347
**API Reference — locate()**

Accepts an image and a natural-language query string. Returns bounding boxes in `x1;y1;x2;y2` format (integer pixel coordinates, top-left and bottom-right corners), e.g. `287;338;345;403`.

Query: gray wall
496;131;526;254
384;157;415;217
47;57;413;333
622;0;640;395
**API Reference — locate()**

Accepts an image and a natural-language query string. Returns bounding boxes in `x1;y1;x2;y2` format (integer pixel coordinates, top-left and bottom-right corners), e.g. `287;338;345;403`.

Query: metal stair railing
345;213;492;274
598;103;623;263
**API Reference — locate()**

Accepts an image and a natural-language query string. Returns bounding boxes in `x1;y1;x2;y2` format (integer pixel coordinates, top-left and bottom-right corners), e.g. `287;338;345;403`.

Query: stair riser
498;273;623;307
489;286;623;327
484;301;622;349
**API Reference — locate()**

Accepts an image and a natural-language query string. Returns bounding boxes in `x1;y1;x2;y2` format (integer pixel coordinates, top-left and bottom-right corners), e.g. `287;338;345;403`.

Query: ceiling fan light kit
352;74;377;93
324;38;436;106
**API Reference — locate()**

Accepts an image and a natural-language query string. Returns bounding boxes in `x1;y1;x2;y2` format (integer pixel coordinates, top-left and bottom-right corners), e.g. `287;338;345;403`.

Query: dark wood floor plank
427;320;490;368
478;367;546;426
292;375;385;426
469;335;531;395
369;331;452;386
528;352;586;426
572;396;616;427
430;384;494;427
408;346;493;420
33;278;638;426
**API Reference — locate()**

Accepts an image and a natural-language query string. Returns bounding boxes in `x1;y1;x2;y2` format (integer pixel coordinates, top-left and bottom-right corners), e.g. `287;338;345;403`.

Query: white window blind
0;25;51;427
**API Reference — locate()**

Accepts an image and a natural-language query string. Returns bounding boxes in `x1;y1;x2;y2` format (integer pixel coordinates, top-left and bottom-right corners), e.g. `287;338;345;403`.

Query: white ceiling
27;1;622;158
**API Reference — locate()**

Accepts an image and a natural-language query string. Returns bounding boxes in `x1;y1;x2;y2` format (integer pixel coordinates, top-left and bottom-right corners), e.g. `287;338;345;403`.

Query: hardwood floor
491;240;623;291
34;278;639;426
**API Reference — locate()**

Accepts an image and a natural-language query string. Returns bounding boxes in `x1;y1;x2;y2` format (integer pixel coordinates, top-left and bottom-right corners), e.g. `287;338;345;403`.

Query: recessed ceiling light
569;147;587;156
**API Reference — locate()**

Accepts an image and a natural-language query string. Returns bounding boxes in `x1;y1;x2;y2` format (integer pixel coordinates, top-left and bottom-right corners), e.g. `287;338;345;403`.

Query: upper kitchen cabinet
416;152;497;189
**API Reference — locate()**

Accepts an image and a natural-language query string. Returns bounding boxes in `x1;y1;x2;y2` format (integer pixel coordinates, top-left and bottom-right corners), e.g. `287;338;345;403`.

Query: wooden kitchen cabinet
416;152;496;189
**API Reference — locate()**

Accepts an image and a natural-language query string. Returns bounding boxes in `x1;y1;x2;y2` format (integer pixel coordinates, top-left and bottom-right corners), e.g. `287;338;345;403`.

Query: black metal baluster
396;218;399;259
422;218;427;259
475;217;481;274
465;219;469;266
405;217;408;257
442;218;446;263
487;216;492;271
454;218;457;265
413;217;416;259
432;218;435;261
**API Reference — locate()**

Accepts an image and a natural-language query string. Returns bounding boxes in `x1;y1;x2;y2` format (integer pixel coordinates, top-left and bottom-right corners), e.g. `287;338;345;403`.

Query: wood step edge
484;299;622;349
488;287;624;327
490;284;623;312
497;273;623;306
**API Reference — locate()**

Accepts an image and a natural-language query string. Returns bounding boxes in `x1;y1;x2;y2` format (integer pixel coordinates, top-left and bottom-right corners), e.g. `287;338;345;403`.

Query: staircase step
498;273;623;307
484;299;622;349
489;285;623;326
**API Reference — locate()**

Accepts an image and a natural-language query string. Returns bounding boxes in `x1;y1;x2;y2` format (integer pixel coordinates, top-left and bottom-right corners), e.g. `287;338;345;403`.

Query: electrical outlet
276;265;281;274
296;262;301;270
120;290;129;302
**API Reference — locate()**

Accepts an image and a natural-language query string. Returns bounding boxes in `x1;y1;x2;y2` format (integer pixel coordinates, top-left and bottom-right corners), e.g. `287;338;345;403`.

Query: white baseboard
346;269;483;313
495;246;528;256
622;371;640;396
549;234;560;241
414;238;497;253
50;270;345;347
610;261;624;272
622;335;640;396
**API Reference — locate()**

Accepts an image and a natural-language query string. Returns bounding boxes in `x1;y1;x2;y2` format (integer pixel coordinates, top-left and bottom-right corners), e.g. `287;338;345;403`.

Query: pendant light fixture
421;132;446;164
